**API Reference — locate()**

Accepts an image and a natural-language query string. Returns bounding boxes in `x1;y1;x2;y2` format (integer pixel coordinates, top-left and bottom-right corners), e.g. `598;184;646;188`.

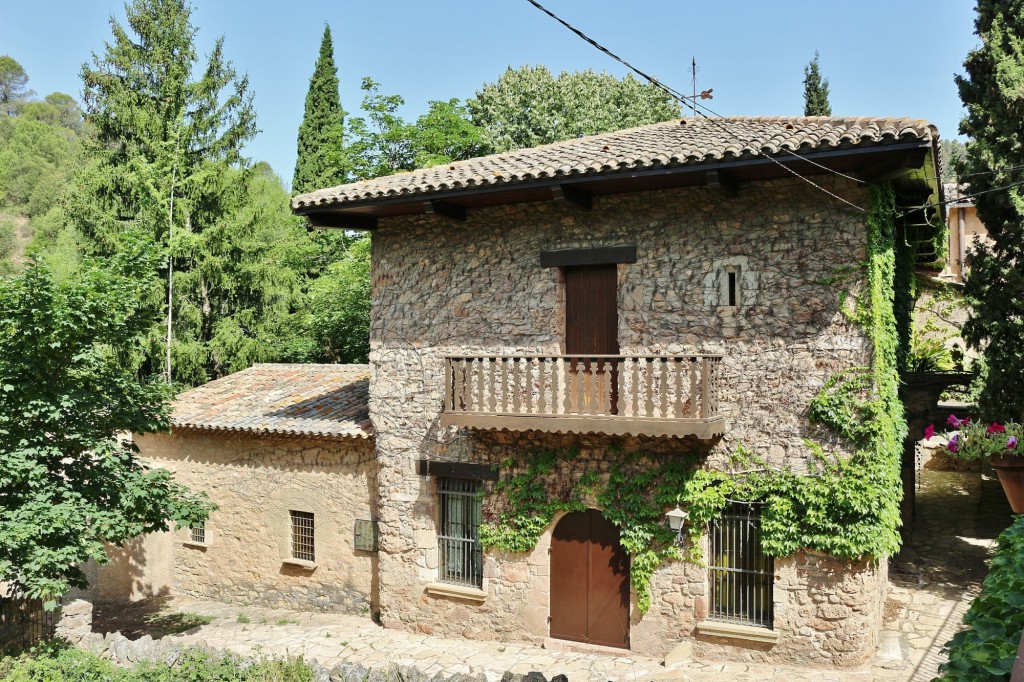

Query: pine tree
70;0;308;385
293;24;345;195
957;0;1024;422
803;51;832;117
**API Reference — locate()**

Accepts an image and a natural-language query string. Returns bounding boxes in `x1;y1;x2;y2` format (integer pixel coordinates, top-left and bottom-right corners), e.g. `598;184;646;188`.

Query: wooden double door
549;509;630;648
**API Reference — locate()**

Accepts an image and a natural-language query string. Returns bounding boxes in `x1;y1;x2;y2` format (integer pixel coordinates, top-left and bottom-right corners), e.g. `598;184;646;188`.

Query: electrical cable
522;0;867;212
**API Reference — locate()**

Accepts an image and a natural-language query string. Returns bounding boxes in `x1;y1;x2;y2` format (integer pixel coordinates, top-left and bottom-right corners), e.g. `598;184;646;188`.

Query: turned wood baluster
688;359;698;417
537;358;547;414
511;358;522;414
626;358;634;417
616;359;626;416
673;358;684;417
500;358;509;413
561;356;569;413
524;357;534;414
659;358;669;418
701;358;711;419
443;358;453;412
486;358;497;413
598;358;606;411
454;358;465;411
644;358;655;418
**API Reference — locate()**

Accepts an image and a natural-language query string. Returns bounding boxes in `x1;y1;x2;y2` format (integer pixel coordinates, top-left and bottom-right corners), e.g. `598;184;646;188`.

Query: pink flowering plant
932;414;1023;461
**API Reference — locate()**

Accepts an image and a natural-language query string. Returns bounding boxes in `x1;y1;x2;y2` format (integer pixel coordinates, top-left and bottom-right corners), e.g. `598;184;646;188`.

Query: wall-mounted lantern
665;506;689;540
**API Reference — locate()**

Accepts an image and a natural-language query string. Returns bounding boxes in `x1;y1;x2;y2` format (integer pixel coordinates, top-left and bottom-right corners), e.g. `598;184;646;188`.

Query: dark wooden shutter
565;264;619;356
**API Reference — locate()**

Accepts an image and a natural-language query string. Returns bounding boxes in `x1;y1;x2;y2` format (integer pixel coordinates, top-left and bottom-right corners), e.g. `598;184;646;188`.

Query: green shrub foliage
937;516;1024;681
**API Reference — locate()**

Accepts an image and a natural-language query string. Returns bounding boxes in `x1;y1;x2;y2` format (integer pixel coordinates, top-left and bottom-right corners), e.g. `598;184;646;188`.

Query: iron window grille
189;522;205;544
708;501;774;628
290;510;315;562
438;477;483;588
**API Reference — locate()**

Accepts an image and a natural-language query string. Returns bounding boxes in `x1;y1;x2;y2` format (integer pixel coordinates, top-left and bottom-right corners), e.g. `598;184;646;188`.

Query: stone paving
116;469;1012;681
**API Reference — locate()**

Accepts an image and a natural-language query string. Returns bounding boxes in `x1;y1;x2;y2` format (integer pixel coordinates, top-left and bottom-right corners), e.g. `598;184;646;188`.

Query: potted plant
931;415;1023;513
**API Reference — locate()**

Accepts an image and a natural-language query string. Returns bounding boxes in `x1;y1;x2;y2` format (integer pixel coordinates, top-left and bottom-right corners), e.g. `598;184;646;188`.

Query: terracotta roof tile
292;116;937;210
171;364;372;440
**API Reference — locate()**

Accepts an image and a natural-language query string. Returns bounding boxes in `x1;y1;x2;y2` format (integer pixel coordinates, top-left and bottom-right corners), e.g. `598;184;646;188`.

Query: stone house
287;117;944;666
85;364;378;613
96;117;945;668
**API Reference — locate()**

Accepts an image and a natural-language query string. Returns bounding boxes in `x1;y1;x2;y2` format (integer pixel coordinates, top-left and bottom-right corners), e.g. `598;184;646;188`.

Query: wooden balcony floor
440;412;727;440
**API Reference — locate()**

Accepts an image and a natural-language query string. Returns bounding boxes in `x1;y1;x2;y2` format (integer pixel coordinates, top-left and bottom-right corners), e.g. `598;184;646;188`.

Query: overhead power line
522;0;866;212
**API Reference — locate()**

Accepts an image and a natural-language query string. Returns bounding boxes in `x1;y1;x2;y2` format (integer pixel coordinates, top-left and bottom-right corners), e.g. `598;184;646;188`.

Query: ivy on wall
479;184;911;613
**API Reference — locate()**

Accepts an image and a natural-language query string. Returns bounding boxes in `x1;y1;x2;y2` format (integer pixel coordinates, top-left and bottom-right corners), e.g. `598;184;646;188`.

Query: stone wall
368;176;886;663
90;431;379;615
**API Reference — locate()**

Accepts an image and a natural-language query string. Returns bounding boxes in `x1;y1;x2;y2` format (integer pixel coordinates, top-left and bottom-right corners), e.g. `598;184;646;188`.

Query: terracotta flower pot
990;454;1024;514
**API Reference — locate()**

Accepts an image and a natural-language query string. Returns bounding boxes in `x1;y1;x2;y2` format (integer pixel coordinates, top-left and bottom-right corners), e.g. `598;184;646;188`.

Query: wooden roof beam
305;212;378;230
551;184;592;210
706;170;738;197
424;200;466;221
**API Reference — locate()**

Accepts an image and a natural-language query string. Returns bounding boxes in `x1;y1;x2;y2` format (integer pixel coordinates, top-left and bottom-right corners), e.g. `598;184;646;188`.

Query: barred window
189;522;205;544
438;477;483;588
709;502;774;628
290;510;315;562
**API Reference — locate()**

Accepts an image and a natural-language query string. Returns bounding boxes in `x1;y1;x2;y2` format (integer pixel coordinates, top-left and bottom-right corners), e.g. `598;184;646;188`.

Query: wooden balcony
440;354;726;440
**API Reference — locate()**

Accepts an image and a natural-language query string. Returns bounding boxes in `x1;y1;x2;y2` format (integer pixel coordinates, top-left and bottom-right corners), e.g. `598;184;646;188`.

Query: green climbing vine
479;183;911;613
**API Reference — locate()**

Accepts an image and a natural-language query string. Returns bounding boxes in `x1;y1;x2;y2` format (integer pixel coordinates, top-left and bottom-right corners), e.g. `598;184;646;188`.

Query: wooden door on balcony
549;509;630;648
565;264;618;414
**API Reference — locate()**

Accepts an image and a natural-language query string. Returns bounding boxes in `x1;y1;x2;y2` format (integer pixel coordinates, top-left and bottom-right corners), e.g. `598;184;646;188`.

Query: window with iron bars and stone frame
437;477;483;588
289;510;316;563
708;501;774;628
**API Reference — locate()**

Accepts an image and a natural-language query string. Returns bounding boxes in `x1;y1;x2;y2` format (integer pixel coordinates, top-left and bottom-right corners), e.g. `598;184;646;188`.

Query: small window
189;522;205;544
709;502;773;628
290;510;315;562
438;478;483;588
723;265;741;307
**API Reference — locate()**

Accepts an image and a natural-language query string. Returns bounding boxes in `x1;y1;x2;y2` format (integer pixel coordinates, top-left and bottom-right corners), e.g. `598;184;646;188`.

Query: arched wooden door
550;509;630;648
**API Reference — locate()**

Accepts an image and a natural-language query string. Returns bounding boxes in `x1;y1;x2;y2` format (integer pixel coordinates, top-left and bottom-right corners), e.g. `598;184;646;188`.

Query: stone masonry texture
89;432;379;615
368;175;885;665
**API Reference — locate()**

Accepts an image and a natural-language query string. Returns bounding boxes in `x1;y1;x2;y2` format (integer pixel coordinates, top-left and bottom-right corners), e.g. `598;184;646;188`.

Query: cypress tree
293;24;345;194
803;51;832;116
957;0;1024;422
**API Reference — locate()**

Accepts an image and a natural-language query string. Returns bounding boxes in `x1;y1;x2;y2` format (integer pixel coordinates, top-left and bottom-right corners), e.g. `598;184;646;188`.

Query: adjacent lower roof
292;116;938;214
171;364;372;440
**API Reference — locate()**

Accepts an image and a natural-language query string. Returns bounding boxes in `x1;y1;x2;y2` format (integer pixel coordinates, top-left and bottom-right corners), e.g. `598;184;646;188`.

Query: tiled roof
293;116;938;210
171;364;372;440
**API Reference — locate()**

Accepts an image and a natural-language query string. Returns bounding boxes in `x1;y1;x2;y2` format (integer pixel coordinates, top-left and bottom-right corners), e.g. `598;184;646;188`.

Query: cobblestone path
139;469;1011;681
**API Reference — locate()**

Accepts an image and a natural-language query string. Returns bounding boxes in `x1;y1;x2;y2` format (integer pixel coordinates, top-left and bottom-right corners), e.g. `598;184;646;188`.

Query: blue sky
1;1;977;186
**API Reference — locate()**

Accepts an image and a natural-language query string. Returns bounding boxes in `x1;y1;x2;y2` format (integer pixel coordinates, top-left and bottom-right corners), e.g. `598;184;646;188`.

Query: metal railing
438;477;483;588
0;597;57;653
708;502;774;628
442;354;722;421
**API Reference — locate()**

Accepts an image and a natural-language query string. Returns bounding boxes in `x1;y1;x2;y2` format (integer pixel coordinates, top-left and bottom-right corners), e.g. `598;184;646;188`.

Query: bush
0;641;121;681
937;516;1024;681
0;644;314;682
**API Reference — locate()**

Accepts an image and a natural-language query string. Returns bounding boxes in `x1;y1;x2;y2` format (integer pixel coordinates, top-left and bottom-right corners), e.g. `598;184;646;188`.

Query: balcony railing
440;354;726;439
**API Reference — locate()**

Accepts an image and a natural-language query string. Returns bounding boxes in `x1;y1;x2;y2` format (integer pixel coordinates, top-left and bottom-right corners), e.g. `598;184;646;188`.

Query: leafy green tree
69;0;317;385
467;65;679;153
343;78;484;181
803;51;832;116
304;235;371;363
0;55;30;114
957;0;1024;422
0;250;213;604
293;24;346;195
940;138;968;183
